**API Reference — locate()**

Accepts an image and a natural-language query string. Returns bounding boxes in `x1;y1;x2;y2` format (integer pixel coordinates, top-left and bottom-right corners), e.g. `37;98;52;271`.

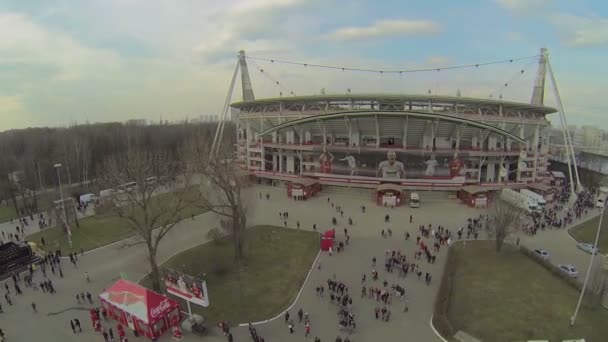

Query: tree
490;199;522;252
185;136;250;263
97;150;193;292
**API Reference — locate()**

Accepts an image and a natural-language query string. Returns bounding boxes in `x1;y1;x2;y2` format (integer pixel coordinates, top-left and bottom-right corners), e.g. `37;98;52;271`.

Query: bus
410;192;420;208
118;181;138;193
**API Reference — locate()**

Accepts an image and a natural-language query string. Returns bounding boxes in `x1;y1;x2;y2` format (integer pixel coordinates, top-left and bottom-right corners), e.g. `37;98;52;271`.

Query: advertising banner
163;269;209;307
314;150;465;179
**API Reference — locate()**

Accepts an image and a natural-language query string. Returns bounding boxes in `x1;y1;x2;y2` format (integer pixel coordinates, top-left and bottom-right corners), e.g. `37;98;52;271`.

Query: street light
54;163;72;248
570;202;605;326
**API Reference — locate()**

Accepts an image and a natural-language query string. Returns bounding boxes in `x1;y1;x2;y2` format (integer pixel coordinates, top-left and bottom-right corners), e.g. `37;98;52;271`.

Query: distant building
126;119;147;126
582;125;603;147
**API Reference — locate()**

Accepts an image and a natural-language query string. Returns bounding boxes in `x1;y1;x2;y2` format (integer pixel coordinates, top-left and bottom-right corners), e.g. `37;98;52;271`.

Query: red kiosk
376;184;404;207
320;229;335;251
99;279;182;340
457;186;491;208
287;178;321;200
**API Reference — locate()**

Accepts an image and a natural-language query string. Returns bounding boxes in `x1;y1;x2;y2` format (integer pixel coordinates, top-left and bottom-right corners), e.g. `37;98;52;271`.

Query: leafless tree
96;150;194;292
185;136;250;263
490;199;523;252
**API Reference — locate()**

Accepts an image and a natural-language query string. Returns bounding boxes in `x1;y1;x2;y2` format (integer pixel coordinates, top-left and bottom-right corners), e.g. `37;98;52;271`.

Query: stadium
226;50;563;205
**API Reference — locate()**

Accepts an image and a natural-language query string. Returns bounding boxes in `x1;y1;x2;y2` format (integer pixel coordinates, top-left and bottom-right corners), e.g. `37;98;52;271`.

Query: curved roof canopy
258;110;526;143
231;93;557;114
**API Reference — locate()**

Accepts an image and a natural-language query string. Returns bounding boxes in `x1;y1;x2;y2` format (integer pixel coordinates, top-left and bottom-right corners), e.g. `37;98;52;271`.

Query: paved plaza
0;186;604;342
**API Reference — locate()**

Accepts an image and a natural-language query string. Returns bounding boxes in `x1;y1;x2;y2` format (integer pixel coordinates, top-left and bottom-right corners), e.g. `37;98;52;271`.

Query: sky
0;0;607;131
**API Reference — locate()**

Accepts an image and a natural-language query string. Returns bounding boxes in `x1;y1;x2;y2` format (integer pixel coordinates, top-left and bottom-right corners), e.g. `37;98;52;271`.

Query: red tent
99;279;181;340
320;229;335;251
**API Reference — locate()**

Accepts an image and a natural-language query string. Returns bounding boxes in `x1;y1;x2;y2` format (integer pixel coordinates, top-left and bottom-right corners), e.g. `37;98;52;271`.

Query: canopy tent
287;178;321;199
376;183;404;206
321;229;335;251
99;279;181;340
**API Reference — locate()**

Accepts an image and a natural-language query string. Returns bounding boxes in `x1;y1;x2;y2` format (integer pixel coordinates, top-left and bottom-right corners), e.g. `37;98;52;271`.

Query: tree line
0;121;235;215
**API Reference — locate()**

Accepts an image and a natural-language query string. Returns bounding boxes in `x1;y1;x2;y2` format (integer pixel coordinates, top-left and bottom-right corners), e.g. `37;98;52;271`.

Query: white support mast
210;50;256;160
544;48;581;191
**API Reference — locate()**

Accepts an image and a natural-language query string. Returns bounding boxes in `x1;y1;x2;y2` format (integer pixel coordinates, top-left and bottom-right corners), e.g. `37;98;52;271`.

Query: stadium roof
258;110;526;143
231;93;557;114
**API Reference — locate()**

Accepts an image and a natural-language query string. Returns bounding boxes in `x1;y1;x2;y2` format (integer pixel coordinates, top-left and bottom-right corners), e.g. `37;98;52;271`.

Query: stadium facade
231;50;557;191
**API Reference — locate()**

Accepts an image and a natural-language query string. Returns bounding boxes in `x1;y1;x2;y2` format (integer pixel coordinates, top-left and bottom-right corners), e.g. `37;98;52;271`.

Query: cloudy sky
0;0;606;131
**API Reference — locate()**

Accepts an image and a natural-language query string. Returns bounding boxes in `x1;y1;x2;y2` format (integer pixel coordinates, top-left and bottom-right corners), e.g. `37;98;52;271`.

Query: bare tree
185;137;250;262
97;150;193;292
490;199;522;252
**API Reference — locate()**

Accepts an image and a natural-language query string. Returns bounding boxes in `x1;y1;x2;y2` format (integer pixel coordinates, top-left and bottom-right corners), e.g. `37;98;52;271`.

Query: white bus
499;188;538;213
520;189;547;210
410;192;420;208
118;181;138;193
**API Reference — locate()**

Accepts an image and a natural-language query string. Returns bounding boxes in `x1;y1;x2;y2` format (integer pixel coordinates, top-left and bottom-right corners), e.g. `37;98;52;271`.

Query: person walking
31;302;37;313
297;308;303;323
109;328;115;341
305;321;311;338
86;292;93;304
284;311;290;323
76;293;81;304
288;319;294;334
85;272;91;283
70;320;76;333
103;330;109;342
74;318;82;332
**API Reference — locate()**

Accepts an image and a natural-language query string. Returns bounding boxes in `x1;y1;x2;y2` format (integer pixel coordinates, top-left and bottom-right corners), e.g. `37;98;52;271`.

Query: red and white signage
163;269;210;307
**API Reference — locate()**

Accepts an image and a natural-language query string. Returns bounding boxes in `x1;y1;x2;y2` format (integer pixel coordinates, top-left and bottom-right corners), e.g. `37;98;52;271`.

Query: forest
0;121;235;216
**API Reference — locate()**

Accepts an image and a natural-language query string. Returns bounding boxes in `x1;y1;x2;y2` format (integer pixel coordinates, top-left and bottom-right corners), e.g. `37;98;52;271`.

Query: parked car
558;264;579;278
577;243;600;255
534;248;550;260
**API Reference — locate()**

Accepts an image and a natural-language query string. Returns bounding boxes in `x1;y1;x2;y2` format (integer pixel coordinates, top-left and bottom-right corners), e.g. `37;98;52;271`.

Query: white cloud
494;0;549;13
549;14;608;46
191;0;306;61
425;56;450;67
322;19;441;41
504;31;525;42
0;13;122;81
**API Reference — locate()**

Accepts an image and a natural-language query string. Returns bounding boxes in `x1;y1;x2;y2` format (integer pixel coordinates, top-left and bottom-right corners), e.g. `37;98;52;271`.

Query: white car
534;249;550;260
596;198;605;208
577;243;600;255
558;264;579;278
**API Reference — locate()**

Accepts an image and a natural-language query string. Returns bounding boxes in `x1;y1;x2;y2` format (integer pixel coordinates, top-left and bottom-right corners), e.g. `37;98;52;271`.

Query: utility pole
54;163;72;248
570;204;605;326
37;161;44;191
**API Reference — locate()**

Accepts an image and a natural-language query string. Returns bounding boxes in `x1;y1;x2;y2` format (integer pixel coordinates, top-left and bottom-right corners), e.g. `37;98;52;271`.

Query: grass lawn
570;214;608;252
140;225;320;324
446;241;608;342
0;204;17;224
0;193;53;224
26;190;207;254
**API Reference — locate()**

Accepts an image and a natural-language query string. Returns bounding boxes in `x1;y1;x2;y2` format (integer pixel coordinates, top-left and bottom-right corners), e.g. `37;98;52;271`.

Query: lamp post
570;203;605;326
54;163;72;248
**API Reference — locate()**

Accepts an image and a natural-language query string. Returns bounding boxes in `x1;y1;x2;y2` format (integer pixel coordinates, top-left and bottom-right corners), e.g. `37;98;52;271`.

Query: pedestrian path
0;186;600;342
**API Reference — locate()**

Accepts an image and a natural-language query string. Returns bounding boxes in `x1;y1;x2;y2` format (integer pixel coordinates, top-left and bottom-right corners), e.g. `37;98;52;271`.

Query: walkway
0;186;601;342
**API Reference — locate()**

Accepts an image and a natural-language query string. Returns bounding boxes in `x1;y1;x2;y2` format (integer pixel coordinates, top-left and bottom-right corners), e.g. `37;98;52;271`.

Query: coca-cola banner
163;268;209;307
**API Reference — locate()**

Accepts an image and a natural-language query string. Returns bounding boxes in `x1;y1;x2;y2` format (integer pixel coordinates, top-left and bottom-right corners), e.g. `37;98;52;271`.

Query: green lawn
0;193;53;224
444;241;608;342
140;225;320;324
570;214;608;252
0;204;17;224
26;190;207;254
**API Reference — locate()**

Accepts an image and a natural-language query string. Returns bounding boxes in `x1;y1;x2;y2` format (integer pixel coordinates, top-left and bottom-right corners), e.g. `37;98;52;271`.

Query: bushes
433;243;457;338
